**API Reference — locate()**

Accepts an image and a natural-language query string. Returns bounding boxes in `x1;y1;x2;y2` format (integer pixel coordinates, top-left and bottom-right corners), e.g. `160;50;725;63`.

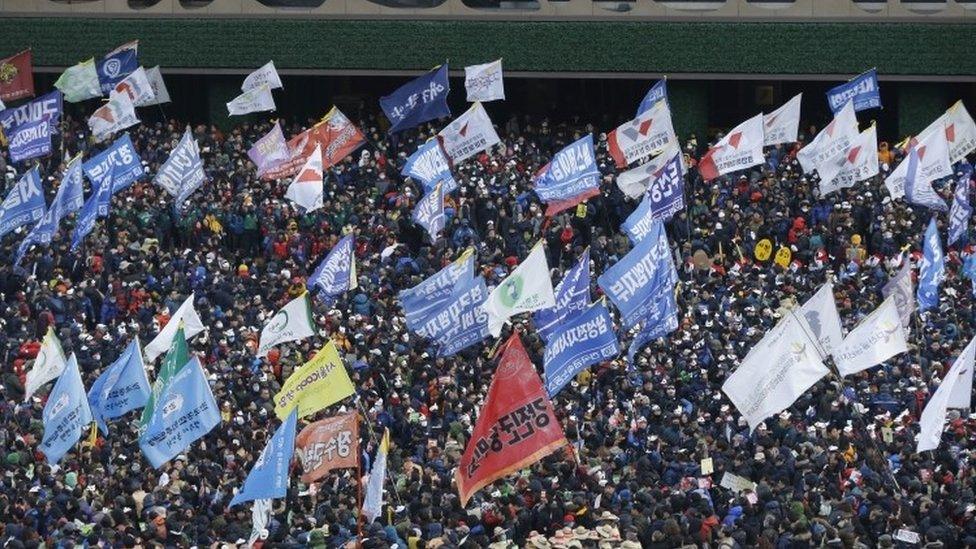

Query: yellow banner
274;340;354;420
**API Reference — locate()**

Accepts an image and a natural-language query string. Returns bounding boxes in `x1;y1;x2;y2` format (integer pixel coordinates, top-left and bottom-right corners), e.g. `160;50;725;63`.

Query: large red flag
0;50;34;102
295;411;359;483
456;333;568;507
263;106;365;179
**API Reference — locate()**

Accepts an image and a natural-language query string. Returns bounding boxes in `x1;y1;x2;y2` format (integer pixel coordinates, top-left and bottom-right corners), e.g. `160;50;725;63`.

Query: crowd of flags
4;44;976;530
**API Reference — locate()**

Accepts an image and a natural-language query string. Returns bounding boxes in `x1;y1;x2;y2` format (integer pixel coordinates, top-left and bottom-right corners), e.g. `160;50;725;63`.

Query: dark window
127;0;164;7
364;0;447;7
254;0;326;6
460;0;540;10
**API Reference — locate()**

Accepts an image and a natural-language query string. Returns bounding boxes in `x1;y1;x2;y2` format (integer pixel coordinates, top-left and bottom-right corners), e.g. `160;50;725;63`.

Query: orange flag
295;411;360;483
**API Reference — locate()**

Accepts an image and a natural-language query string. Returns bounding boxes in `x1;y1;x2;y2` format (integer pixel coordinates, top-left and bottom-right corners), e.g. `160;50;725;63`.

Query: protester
0;102;975;549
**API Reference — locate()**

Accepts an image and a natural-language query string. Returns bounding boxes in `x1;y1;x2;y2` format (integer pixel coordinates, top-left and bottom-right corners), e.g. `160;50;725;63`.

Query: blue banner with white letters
380;64;451;133
543;301;619;396
402;138;458;194
40;354;92;464
0;90;63;135
917;217;944;313
534;248;590;341
401;249;475;331
87;338;151;434
533;135;601;204
416;276;490;357
310;234;356;298
626;288;679;366
0;168;45;239
826;69;881;114
230;409;297;507
96;42;139;94
597;220;676;328
71;167;115;251
412;181;445;240
949;164;973;247
8;119;52;163
15;156;86;264
647;153;685;220
84;134;146;194
637;78;669;116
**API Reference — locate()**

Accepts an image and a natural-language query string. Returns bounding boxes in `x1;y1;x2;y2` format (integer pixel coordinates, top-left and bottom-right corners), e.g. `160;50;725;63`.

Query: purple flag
248;123;289;177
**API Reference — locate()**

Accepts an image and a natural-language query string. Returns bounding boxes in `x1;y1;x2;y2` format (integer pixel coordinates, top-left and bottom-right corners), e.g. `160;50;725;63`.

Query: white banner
144;67;172;106
763;93;802;147
885;121;952;199
242;61;283;92
607;100;677;168
819;124;879;196
144;293;206;362
464;59;505;103
285;144;324;212
947;336;976;410
918;336;976;452
797;100;858;175
615;142;684;199
699;113;765;180
485;242;556;337
917;100;976;165
228;84;276;116
24;327;68;401
88;93;140;142
722;314;829;430
834;297;908;377
798;283;844;357
257;293;316;358
881;258;915;332
111;66;156;107
437;102;501;164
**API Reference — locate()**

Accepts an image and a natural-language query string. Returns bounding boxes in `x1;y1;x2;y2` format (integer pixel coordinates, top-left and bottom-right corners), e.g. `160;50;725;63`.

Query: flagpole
357;455;364;549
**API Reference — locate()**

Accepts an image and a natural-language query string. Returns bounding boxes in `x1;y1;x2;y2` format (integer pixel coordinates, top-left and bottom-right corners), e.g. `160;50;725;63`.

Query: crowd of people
0;100;974;549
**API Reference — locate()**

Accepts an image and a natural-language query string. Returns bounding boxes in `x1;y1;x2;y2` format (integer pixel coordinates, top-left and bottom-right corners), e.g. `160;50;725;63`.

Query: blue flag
543;301;619;396
904;146;949;212
400;249;475;331
534;249;591;341
83;133;146;195
402;138;458;194
15;155;86;264
626;288;679;366
139;356;221;468
87;338;151;435
412;181;445;240
40;354;92;464
8;119;52;164
533;134;601;212
153;128;206;207
309;234;356;298
621;154;685;244
96;41;139;94
416;276;490;357
0;168;45;239
637;78;669;116
917;217;945;313
71;166;115;251
0;91;63;136
826;69;881;114
597;220;676;328
949;164;972;247
380;64;451;133
230;409;298;507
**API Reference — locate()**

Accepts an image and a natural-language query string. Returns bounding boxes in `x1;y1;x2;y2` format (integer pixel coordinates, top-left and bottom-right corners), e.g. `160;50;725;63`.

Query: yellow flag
273;340;354;420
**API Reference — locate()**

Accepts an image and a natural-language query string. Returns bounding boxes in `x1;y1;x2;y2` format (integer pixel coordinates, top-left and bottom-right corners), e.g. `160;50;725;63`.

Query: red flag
263;106;365;180
295;411;359;483
456;334;568;507
0;50;34;102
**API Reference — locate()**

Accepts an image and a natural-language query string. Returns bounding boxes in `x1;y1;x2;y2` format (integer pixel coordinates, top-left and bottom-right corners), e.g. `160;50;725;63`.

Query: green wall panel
897;83;950;138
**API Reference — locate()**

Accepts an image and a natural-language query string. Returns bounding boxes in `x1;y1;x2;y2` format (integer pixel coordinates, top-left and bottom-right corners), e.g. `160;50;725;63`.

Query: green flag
139;323;189;434
54;58;102;103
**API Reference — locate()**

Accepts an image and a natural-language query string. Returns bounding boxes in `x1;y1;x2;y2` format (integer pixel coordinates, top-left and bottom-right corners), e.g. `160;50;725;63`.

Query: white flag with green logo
485;242;556;337
24;326;68;401
54;58;102;103
257;292;316;357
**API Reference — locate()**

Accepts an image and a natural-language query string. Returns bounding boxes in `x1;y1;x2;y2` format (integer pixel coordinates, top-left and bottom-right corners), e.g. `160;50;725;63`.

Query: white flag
24;326;68;401
615;142;684;199
242;61;283;92
882;259;915;331
798;283;844;358
763;93;802;147
917;336;976;452
833;297;908;377
885;121;952;199
285;144;324;211
144;293;206;362
437;102;501;164
917;100;976;165
797;100;858;175
722;314;829;430
485;242;556;337
948;337;976;410
88;93;140;142
464;59;505;103
257;293;316;358
819;124;879;196
228;84;276;116
698;113;765;181
111;67;156;107
247;499;272;547
607;100;677;168
144;67;172;105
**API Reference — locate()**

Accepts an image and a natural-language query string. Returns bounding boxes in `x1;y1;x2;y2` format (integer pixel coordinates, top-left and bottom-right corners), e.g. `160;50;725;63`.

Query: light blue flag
597;220;677;328
400;249;475;331
230;409;298;507
412;181;445;240
826;68;881;114
534;249;590;341
948;163;973;247
0;167;46;239
917;217;945;313
71;166;115;251
416;276;490;357
139;356;221;468
626;288;679;366
153;127;206;208
904;146;949;212
380;64;451;133
83;133;146;194
309;234;356;299
533;135;601;206
40;354;92;464
543;301;619;396
87;338;151;435
402;138;458;194
637;78;669;116
15;155;86;264
621;194;655;245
